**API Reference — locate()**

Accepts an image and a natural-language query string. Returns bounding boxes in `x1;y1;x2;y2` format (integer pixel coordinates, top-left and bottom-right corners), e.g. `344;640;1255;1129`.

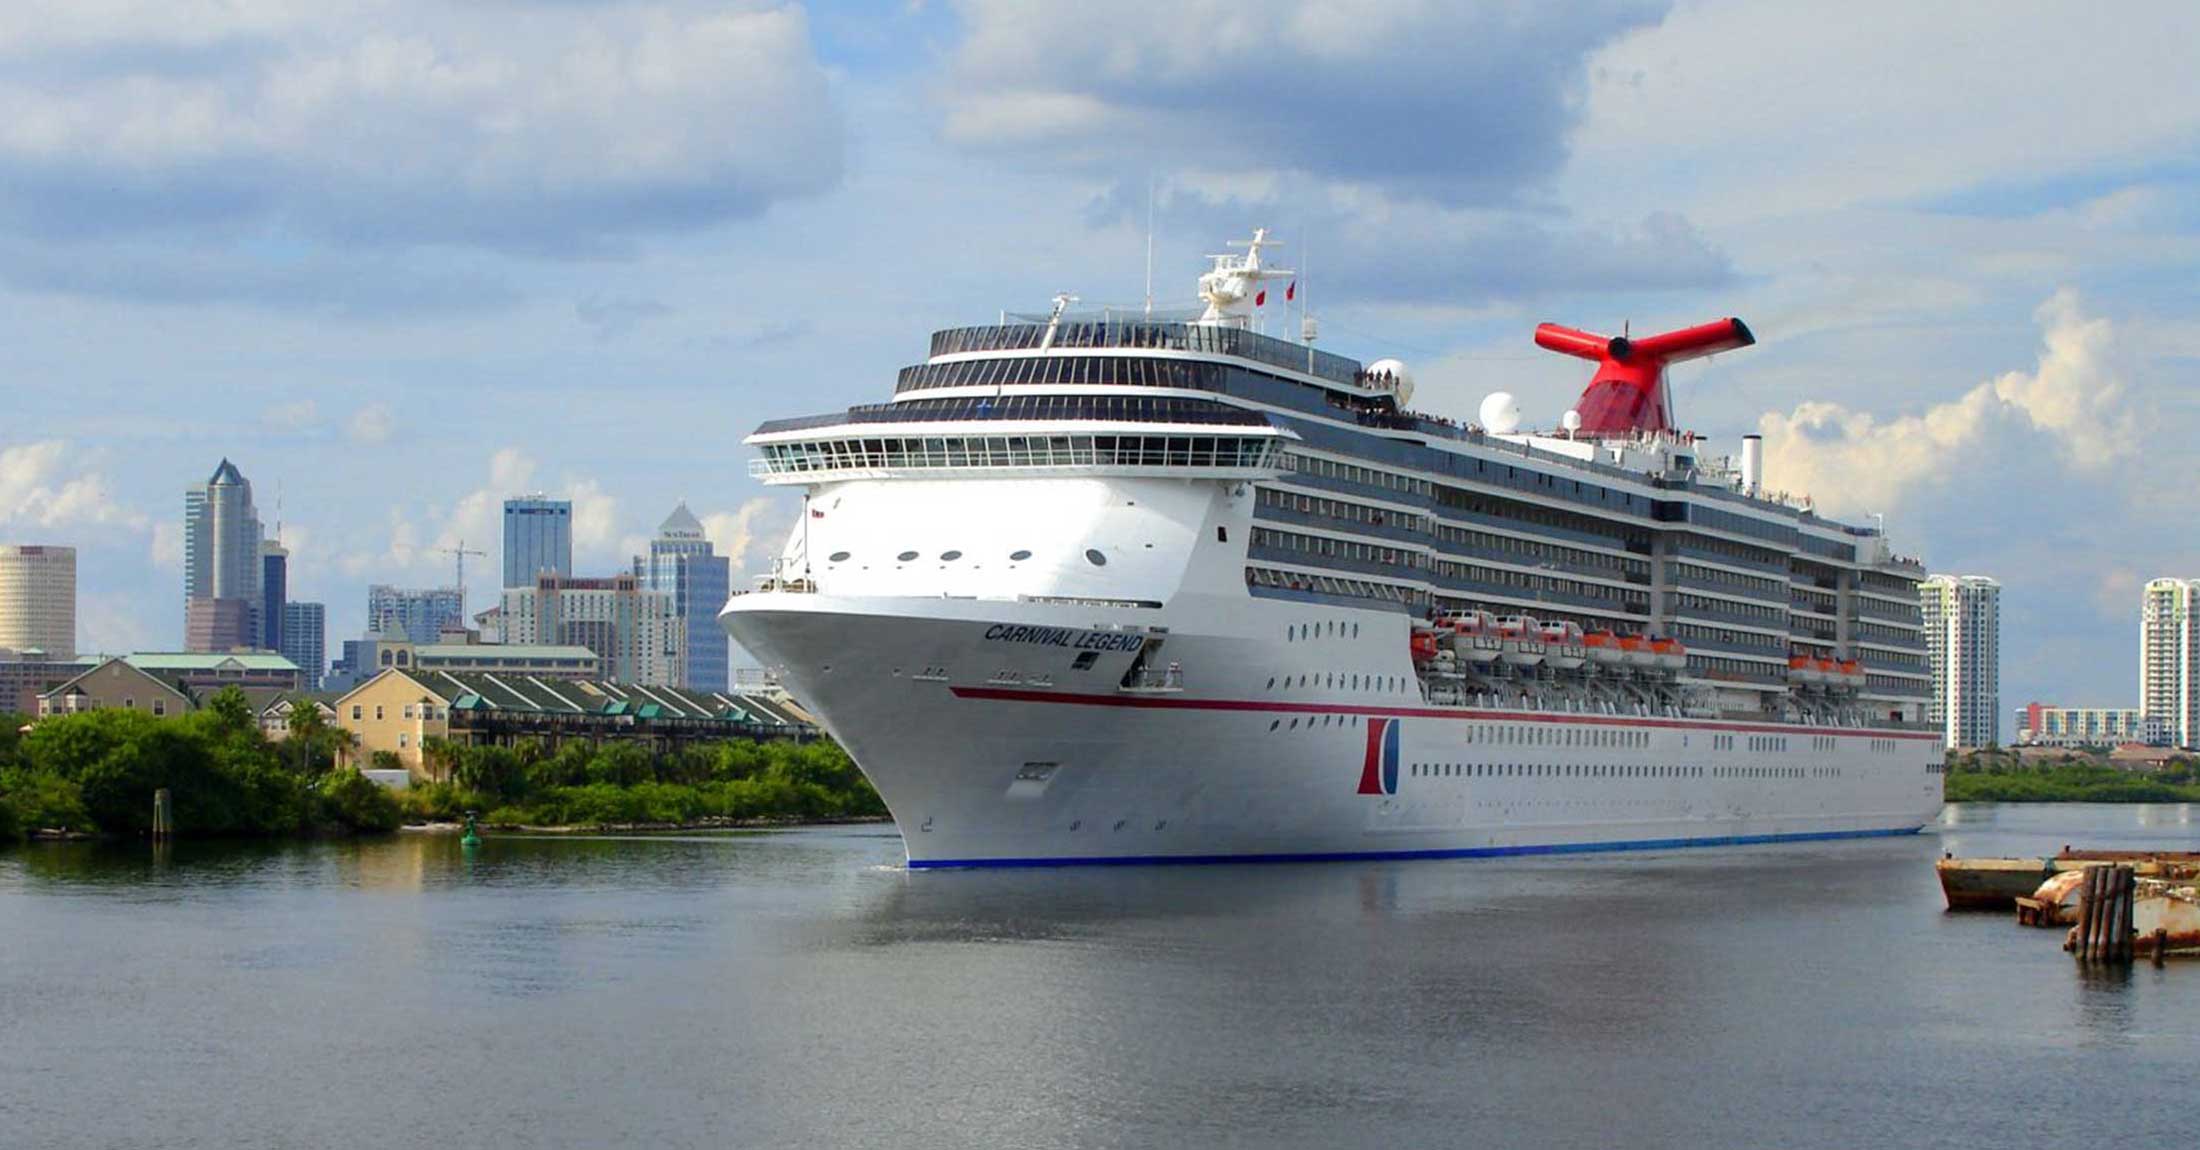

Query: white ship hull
724;590;1945;868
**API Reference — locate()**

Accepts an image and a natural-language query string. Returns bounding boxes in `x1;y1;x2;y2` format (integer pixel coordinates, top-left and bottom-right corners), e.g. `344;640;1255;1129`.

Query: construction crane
435;540;487;616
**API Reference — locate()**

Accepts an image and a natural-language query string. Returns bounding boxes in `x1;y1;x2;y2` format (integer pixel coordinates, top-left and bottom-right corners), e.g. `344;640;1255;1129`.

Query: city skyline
3;4;2198;707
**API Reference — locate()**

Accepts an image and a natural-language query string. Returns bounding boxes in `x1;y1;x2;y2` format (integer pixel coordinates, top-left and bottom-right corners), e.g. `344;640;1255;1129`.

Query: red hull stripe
1357;718;1387;795
946;686;1942;741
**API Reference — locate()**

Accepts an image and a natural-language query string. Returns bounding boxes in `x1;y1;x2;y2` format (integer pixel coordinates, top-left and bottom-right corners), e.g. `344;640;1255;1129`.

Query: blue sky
3;0;2198;711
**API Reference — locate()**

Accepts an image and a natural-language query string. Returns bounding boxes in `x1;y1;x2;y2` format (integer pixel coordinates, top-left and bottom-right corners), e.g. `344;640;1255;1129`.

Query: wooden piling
2117;866;2138;963
2154;928;2171;968
2077;866;2103;960
151;788;172;841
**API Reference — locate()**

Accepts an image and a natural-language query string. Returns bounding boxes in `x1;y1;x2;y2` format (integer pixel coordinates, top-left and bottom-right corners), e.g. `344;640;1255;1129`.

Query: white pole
1144;177;1155;318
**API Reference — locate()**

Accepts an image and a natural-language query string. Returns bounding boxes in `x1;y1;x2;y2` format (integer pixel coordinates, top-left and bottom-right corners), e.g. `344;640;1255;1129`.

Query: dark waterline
3;804;2196;1149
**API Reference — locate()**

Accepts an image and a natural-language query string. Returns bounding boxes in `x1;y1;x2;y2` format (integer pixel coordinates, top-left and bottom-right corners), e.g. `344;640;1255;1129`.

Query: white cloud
1566;2;2200;224
0;1;844;254
347;402;393;444
262;399;318;434
0;439;147;530
1758;291;2134;517
702;497;788;571
76;590;157;657
565;477;621;564
150;521;183;571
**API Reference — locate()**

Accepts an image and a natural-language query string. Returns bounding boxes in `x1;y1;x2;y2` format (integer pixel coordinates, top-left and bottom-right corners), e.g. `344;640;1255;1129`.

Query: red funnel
1533;318;1754;436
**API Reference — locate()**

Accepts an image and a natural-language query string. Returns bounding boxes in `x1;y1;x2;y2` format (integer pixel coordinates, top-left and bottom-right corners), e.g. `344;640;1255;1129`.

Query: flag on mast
1286;280;1296;302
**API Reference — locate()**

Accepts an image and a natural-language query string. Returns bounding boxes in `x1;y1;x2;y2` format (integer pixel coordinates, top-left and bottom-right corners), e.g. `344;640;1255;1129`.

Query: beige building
39;657;193;718
0;544;76;660
332;668;453;775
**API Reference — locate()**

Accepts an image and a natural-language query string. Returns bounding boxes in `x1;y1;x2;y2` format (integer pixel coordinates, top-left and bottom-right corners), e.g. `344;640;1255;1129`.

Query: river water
2;803;2195;1149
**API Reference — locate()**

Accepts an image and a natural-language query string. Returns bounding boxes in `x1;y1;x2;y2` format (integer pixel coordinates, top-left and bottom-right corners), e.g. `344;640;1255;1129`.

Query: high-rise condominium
503;496;573;589
638;503;731;691
0;544;76;659
1920;574;2000;749
184;459;266;650
2140;578;2200;748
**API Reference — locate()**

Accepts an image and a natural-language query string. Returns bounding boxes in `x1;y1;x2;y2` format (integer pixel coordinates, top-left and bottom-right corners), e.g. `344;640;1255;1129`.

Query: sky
3;0;2198;709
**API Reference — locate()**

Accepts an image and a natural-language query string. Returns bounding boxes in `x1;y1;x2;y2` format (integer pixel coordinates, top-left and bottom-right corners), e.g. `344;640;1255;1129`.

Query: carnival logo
1357;717;1401;796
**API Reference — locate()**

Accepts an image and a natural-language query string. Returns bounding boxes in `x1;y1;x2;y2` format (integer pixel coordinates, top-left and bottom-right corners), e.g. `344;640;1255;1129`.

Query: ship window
828;551;851;562
1010;550;1031;561
940;550;962;561
1085;549;1108;566
1217;526;1228;543
897;550;918;562
1072;651;1099;670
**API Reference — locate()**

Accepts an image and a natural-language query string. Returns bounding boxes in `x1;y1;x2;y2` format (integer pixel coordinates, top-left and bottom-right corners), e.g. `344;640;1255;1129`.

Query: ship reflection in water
3;805;2195;1149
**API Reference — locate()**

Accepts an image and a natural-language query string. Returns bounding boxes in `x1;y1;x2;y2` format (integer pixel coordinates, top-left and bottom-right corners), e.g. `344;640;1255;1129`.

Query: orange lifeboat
1649;637;1688;671
1410;631;1440;663
1788;654;1825;683
1583;630;1624;664
1836;659;1865;684
1617;635;1655;666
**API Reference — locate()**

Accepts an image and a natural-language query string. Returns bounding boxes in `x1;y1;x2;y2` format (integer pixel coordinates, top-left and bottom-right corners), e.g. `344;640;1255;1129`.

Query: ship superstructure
725;231;1942;867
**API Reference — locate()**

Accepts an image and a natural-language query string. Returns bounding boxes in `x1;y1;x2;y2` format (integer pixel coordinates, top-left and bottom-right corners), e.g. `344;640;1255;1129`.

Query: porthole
897;550;919;562
1085;548;1108;566
1010;549;1032;561
940;550;962;561
828;551;851;562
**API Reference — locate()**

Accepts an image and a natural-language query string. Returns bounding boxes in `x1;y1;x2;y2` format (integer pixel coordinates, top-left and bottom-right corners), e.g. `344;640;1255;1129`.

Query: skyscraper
260;540;288;653
184;459;266;651
2140;578;2200;748
0;544;76;659
281;601;326;691
501;573;682;686
366;585;467;645
638;502;731;691
503;496;573;588
1921;574;2000;749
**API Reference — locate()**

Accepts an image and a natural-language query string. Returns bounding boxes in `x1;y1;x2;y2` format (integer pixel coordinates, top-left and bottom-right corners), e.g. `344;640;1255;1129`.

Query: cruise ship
722;231;1944;867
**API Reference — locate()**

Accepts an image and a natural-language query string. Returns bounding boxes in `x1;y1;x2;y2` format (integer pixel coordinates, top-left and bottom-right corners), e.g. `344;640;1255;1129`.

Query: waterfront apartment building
184;459;268;650
0;544;76;660
503;496;573;588
1921;574;2000;749
500;573;682;686
333;666;813;777
636;503;731;691
280;601;326;691
2140;577;2200;748
366;585;466;645
2013;703;2168;748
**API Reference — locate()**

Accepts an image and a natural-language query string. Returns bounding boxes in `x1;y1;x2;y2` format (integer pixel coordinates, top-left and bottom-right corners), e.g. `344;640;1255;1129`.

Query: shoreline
401;814;896;835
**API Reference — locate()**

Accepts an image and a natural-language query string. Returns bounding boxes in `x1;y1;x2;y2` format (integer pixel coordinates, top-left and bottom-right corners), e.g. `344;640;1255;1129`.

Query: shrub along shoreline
1945;750;2200;803
0;687;884;844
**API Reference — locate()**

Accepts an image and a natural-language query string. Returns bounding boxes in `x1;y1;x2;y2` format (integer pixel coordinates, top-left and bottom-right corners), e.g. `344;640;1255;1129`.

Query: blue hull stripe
905;825;1925;870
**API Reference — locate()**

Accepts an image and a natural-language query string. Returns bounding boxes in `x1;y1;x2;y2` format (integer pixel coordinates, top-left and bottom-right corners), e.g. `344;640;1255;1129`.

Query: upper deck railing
928;321;1365;389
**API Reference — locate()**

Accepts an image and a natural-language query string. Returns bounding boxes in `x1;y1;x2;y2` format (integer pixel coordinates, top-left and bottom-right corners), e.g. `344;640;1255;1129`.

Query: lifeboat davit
1649;637;1688;671
1583;630;1624;664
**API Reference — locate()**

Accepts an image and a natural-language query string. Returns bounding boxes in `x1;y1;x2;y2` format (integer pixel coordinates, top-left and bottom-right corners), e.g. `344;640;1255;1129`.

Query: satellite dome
1366;357;1415;407
1560;409;1583;434
1479;392;1522;434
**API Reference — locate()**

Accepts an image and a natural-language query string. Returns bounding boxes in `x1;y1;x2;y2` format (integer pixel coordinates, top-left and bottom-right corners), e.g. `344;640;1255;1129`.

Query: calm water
3;804;2196;1150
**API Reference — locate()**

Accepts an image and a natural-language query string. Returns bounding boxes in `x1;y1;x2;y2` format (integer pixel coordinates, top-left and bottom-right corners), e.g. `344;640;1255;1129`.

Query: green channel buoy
461;811;482;848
